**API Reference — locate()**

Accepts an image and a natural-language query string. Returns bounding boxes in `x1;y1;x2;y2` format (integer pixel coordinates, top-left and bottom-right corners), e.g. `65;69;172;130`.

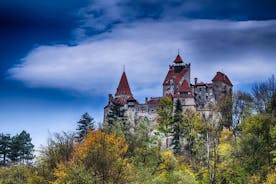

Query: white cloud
8;19;276;101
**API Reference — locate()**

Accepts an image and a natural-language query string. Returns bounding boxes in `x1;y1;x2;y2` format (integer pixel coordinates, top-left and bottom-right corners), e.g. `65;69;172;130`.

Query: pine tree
106;100;126;133
172;98;183;154
76;112;95;142
0;133;11;165
18;131;34;163
8;134;21;163
8;131;34;164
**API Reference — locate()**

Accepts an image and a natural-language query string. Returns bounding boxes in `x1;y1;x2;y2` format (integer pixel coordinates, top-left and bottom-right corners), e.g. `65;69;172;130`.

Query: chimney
194;78;198;85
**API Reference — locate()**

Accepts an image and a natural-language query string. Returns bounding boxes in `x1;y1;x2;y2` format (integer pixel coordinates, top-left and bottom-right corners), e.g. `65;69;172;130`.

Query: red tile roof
127;96;138;103
163;68;188;85
196;82;205;86
173;94;194;98
147;97;161;105
115;72;133;96
212;72;233;86
114;97;127;105
177;80;191;92
206;83;213;88
174;54;183;64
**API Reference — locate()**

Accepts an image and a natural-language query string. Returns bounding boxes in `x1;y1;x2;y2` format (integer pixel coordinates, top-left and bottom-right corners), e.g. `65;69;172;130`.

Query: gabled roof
147;97;161;105
212;72;233;86
163;68;188;85
115;72;133;96
177;80;191;92
174;54;183;64
114;97;127;105
127;96;138;104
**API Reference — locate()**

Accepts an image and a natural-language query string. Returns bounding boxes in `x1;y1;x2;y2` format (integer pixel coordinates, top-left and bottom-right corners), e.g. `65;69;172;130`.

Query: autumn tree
238;114;275;180
54;130;130;184
157;97;173;148
38;132;75;182
151;150;196;184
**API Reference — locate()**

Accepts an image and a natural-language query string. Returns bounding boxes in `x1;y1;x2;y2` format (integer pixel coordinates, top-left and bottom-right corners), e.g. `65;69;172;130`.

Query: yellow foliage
264;168;276;184
53;130;130;184
159;150;177;171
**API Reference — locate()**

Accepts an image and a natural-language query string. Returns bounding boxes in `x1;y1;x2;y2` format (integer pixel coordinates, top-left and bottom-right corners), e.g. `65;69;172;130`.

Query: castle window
206;96;208;100
199;88;202;91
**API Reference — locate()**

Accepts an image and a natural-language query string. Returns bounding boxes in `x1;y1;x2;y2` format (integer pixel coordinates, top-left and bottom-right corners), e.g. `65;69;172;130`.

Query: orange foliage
54;130;130;183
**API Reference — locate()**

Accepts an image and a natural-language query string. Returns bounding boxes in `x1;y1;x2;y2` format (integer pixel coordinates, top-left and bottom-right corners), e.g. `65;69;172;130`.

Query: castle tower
115;71;133;100
163;53;191;97
212;71;233;101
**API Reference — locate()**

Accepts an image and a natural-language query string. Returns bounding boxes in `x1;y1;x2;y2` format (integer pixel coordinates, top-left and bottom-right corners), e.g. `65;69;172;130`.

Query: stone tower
163;54;195;111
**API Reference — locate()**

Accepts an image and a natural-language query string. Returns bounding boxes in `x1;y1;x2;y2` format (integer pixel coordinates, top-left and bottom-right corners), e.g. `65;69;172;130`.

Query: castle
104;53;233;125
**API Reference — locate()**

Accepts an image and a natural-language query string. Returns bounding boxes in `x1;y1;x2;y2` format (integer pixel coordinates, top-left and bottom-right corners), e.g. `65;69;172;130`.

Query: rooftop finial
178;49;179;55
123;64;125;72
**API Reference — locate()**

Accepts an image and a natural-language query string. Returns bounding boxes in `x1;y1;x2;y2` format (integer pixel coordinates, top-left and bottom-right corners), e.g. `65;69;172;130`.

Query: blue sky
1;0;276;150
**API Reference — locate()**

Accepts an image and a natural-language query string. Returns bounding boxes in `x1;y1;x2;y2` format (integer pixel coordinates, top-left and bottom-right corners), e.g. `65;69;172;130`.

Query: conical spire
115;71;133;96
174;54;183;64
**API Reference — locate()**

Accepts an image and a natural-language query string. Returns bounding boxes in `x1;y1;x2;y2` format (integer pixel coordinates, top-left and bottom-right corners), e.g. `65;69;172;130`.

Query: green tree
76;112;95;142
0;133;11;165
172;99;183;154
105;99;126;133
0;165;46;184
8;131;34;164
238;114;275;180
157;97;173;148
38;132;75;182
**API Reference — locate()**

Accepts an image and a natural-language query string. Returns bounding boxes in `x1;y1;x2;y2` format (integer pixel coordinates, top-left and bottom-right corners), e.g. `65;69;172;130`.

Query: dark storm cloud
121;0;276;20
75;0;276;39
0;0;90;76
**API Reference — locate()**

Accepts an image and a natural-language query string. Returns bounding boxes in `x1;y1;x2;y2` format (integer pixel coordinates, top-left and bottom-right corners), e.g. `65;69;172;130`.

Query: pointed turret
174;54;183;64
115;71;133;96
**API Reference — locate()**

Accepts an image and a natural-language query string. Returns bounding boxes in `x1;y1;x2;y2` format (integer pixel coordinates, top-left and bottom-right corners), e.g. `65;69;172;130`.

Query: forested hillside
0;76;275;184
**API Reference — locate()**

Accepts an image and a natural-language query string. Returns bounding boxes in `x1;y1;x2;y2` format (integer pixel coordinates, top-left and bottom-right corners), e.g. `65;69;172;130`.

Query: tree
151;150;196;184
252;75;276;114
38;132;75;182
233;91;253;128
0;165;46;184
171;99;183;154
238;114;275;178
157;97;173;148
0;133;11;165
105;100;126;133
54;130;130;184
218;94;233;129
8;131;34;164
76;113;95;142
18;131;34;164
